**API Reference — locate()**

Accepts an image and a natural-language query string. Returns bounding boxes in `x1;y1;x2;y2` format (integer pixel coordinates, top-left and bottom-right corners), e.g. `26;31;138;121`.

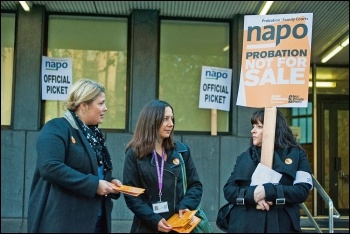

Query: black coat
123;141;203;233
27;111;120;233
223;146;313;233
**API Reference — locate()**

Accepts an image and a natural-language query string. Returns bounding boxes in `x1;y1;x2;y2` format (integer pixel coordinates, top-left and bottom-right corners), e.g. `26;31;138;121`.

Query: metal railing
299;174;340;233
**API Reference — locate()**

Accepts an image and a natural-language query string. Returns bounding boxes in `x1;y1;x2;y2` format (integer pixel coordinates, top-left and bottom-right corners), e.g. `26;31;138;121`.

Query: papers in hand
167;210;201;233
111;184;145;197
250;163;282;186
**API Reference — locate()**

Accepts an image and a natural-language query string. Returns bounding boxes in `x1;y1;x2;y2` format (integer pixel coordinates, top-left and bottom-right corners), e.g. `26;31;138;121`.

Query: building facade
1;2;349;233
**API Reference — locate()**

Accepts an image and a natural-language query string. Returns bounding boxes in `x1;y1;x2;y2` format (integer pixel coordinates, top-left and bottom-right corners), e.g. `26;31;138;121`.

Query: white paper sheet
250;163;282;186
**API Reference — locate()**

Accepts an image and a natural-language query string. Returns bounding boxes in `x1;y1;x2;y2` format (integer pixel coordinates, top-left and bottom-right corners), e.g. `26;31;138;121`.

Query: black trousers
94;215;107;233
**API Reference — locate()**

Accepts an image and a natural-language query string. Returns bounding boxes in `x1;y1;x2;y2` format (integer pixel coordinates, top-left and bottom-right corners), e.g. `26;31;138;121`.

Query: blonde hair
64;79;105;111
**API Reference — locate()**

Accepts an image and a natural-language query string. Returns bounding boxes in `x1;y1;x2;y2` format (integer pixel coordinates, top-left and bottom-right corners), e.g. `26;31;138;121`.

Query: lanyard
153;149;165;201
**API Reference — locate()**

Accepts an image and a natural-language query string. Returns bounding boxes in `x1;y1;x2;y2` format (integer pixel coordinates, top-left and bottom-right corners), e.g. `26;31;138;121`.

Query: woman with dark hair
123;99;203;233
222;108;313;233
249;109;301;149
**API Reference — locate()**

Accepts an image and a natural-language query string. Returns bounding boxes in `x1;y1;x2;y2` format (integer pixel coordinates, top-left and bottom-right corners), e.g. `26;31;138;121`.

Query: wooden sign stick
211;109;217;136
260;107;277;167
256;107;277;209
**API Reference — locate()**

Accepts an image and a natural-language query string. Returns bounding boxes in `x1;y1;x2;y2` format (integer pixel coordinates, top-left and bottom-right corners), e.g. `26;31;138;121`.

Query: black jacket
223;146;313;233
123;141;203;233
27;111;120;233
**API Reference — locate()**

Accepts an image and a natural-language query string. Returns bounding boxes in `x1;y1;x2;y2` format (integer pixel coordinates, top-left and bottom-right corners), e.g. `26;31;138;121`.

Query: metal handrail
300;203;322;233
299;174;340;233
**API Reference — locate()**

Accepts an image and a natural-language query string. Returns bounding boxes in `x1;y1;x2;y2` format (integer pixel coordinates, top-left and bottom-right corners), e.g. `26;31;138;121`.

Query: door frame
317;94;349;216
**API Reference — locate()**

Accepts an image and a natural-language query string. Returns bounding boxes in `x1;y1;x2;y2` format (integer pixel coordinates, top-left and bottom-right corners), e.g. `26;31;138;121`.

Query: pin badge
173;158;180;165
285;158;292;164
71;136;76;144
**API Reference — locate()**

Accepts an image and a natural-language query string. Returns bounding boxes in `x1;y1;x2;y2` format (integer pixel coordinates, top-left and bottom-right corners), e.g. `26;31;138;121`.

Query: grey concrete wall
13;5;45;130
128;10;160;132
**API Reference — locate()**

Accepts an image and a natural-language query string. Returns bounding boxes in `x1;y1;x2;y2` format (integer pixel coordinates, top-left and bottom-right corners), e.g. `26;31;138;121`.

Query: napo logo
205;70;228;80
45;61;69;71
247;22;308;46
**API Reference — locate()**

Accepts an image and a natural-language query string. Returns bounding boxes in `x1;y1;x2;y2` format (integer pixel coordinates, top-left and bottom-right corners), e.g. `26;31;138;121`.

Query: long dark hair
126;99;175;158
250;109;300;149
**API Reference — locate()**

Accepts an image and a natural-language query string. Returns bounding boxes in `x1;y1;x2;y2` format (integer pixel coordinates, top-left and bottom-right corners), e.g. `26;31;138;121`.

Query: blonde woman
28;79;122;233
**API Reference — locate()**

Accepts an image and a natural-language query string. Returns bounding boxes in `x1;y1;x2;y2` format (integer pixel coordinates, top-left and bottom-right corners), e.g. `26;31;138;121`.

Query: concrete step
301;216;349;233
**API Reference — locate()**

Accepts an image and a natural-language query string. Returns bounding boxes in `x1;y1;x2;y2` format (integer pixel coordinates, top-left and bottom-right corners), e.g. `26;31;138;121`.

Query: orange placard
236;13;313;108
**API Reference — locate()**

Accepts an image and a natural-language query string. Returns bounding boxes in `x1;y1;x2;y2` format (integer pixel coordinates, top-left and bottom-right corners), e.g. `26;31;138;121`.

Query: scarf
251;146;286;166
251;146;261;166
70;111;112;171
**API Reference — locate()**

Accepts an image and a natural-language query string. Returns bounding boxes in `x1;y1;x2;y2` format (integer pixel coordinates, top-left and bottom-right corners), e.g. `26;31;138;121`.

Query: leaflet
111;184;145;197
167;210;201;233
250;163;282;185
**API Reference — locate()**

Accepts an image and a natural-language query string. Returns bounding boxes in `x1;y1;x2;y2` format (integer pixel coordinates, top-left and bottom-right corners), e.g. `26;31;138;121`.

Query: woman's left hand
178;208;190;218
257;199;273;211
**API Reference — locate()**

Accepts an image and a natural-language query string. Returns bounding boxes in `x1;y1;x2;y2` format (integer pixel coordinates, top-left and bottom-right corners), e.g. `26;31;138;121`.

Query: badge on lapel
173;158;180;165
285;158;292;164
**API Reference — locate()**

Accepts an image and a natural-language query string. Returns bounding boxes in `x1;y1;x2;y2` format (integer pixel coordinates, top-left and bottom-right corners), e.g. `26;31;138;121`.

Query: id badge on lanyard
152;149;169;214
153;201;169;213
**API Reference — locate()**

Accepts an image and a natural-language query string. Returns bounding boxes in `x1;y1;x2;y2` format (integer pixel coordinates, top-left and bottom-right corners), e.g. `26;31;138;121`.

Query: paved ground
1;219;224;233
3;217;348;233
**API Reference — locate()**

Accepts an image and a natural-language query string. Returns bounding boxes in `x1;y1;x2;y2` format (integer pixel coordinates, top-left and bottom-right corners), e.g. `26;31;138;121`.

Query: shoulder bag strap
177;150;187;194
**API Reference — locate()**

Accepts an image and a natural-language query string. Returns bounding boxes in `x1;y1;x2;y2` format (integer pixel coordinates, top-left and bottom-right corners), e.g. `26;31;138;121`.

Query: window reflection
45;16;127;129
1;14;15;126
160;20;230;132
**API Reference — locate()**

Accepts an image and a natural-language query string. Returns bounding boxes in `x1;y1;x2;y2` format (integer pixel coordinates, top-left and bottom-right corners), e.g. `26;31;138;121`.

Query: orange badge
285;158;292;164
173;158;180;165
71;136;76;144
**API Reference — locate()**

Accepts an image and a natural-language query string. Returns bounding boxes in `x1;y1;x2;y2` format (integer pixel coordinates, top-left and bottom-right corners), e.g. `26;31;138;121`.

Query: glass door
318;95;349;215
